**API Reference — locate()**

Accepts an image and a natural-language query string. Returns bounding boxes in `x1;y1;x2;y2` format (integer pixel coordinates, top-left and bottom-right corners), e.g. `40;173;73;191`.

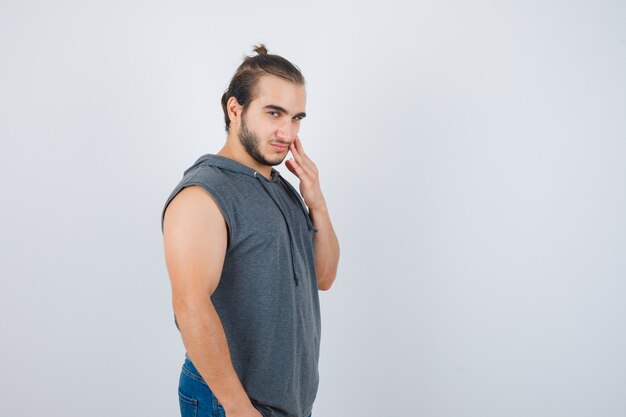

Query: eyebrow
263;104;307;119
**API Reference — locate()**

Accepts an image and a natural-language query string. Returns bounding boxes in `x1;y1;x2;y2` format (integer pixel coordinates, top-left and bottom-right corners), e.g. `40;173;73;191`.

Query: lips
270;143;289;152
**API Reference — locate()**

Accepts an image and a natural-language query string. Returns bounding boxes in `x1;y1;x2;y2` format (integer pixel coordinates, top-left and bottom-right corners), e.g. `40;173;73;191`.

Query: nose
276;119;293;142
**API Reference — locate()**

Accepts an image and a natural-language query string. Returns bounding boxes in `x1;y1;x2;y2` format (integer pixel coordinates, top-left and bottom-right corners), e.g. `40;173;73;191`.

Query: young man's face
238;74;307;167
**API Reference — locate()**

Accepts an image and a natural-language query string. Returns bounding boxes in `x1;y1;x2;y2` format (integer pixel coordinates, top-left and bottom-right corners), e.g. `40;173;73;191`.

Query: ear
227;96;243;127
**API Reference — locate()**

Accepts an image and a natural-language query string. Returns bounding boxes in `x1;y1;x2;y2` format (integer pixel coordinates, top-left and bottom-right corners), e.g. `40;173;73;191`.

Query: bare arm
163;185;261;417
310;204;340;291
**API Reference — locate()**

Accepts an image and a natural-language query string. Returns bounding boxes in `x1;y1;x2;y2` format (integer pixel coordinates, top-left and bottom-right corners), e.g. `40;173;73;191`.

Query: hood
185;153;281;182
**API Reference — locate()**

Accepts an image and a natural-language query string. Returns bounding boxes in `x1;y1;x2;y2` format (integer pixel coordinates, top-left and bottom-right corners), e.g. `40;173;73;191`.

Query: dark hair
221;43;305;132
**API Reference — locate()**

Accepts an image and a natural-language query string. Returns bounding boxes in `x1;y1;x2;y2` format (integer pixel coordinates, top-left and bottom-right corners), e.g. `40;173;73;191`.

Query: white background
1;1;625;416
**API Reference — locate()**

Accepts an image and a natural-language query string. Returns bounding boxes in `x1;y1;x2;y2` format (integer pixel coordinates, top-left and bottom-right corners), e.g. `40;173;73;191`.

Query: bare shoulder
163;185;228;299
164;185;223;224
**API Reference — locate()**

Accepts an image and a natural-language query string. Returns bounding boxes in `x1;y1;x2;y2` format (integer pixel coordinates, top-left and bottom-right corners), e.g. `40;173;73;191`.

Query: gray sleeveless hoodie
161;154;321;417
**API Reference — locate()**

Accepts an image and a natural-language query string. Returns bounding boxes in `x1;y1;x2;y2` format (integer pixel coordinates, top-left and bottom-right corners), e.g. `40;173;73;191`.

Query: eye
293;115;303;121
269;111;280;117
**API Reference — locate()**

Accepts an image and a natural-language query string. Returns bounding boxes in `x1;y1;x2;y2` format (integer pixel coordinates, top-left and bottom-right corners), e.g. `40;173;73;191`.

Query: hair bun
253;43;268;55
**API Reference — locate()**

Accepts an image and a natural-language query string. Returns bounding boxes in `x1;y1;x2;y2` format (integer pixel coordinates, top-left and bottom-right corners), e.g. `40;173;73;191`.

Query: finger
294;135;305;153
285;159;298;177
286;157;307;180
293;136;310;162
289;142;315;178
293;136;318;173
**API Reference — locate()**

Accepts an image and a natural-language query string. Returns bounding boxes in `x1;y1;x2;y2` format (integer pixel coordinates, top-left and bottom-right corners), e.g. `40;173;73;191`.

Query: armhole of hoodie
161;179;234;250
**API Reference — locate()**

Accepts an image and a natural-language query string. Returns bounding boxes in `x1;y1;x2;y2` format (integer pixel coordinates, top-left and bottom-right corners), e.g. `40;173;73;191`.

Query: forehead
252;75;306;109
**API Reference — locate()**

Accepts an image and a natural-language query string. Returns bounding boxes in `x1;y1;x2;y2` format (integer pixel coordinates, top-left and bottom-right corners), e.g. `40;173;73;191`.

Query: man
161;44;340;417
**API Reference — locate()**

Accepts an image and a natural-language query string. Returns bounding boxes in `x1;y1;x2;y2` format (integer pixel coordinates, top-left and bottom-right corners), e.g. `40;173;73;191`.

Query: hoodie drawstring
279;177;319;234
254;171;304;286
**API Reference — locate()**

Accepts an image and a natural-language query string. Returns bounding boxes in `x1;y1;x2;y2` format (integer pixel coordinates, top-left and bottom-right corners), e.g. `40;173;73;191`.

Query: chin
263;151;287;165
270;156;287;166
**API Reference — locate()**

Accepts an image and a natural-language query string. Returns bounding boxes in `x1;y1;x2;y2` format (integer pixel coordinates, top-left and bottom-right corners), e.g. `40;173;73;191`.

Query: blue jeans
178;357;313;417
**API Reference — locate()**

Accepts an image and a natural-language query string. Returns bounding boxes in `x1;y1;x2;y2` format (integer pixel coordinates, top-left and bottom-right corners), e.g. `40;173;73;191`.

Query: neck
218;134;273;180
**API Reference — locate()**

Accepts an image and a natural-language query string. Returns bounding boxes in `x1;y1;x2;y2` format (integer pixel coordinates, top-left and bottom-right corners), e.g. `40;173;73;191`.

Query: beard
238;113;286;167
